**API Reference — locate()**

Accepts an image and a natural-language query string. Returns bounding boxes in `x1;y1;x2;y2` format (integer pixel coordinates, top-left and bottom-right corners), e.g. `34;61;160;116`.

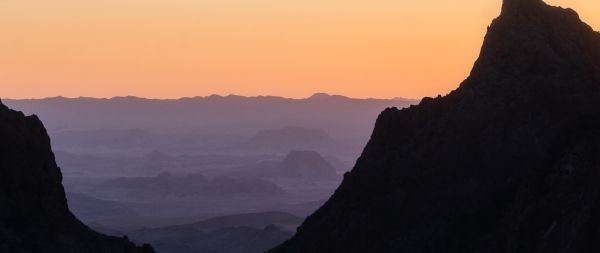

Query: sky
1;0;599;99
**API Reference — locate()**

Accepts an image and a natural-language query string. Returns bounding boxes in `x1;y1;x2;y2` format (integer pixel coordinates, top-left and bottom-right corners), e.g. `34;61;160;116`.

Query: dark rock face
0;101;155;253
270;0;600;252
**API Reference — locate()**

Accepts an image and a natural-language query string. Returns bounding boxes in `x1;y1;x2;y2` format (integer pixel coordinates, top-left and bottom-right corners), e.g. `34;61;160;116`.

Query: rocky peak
501;0;545;15
468;0;600;87
269;1;600;252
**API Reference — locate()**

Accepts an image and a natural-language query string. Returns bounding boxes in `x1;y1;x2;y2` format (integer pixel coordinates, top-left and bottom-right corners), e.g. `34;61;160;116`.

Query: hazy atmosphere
3;95;417;253
2;0;600;253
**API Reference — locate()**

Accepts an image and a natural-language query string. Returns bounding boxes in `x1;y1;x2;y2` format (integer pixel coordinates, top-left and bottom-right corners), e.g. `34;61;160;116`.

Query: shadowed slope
0;100;155;253
270;0;600;252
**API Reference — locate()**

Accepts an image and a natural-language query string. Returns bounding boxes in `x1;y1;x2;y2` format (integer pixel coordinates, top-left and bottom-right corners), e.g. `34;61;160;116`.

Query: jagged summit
465;0;600;92
270;1;600;253
501;0;546;14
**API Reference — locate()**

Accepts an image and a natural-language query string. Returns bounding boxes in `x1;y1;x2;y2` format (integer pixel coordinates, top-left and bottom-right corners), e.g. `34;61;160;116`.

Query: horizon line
2;92;420;101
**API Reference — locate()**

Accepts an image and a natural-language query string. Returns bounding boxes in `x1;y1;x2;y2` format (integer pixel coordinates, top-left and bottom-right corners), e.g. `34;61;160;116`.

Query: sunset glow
2;0;599;99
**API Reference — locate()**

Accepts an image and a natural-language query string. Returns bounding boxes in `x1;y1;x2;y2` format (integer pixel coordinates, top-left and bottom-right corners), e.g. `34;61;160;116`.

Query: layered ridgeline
0;101;155;253
271;0;600;252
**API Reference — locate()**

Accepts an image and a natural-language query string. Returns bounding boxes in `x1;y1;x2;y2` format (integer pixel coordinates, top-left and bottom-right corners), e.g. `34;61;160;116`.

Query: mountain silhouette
279;151;339;180
129;212;303;253
247;127;336;153
0;100;155;253
4;94;416;140
101;172;284;197
270;0;600;252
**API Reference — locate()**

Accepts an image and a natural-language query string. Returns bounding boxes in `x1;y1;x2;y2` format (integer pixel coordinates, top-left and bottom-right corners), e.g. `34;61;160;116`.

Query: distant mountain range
100;172;285;198
3;93;416;139
128;212;302;253
247;127;334;152
223;150;341;182
4;93;417;162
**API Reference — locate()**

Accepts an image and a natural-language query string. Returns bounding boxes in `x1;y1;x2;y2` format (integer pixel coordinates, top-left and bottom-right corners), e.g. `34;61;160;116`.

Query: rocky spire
501;0;545;15
466;0;600;85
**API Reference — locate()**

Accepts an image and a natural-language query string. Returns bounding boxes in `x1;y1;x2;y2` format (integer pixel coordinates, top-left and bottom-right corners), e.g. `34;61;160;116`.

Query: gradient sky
1;0;599;99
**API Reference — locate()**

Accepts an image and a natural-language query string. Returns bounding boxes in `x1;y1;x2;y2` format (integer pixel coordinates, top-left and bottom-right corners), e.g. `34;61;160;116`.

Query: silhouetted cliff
270;0;600;252
0;100;155;253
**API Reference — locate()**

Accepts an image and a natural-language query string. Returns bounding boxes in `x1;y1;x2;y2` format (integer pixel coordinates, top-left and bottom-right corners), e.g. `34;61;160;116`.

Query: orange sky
1;0;599;99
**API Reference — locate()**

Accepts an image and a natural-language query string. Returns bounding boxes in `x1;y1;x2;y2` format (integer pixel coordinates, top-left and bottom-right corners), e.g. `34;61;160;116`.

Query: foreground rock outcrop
0;100;155;253
270;0;600;252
